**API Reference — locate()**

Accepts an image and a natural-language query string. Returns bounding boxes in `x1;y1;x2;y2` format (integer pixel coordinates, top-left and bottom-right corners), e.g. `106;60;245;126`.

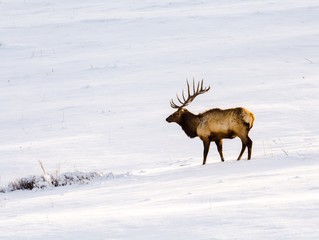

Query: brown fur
166;107;255;165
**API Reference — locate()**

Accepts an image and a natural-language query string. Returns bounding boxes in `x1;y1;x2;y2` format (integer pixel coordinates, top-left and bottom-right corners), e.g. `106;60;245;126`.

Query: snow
0;0;319;239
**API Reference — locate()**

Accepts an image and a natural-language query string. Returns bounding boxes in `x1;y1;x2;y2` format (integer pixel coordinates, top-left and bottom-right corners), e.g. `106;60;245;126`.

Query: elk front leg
202;139;211;165
215;139;224;162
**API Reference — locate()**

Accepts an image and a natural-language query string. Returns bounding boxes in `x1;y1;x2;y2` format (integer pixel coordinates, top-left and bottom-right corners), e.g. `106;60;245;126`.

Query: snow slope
0;0;319;239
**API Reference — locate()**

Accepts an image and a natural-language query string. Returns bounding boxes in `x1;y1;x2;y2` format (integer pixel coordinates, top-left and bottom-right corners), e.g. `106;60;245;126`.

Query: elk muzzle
166;115;173;123
166;109;182;123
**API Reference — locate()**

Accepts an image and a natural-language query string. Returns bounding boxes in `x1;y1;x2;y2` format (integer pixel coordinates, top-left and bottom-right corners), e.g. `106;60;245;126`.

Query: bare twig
38;160;46;175
38;160;52;186
273;139;289;156
305;58;313;64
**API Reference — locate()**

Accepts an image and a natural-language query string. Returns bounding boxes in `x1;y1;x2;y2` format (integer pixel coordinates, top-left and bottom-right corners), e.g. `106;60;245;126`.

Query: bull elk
166;80;255;165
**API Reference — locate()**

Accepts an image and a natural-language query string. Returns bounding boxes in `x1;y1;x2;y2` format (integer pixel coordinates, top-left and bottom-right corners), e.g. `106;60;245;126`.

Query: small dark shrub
8;176;37;191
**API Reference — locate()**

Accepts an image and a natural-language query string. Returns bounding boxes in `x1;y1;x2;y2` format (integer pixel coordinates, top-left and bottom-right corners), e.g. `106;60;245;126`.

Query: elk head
166;79;210;124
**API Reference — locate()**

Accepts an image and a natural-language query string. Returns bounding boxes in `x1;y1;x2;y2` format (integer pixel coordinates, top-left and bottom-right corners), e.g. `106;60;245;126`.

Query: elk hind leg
215;139;224;162
247;136;253;160
237;141;246;161
237;134;253;160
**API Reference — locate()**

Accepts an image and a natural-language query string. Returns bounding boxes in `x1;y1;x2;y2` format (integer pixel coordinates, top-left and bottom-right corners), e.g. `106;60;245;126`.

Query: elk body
166;80;255;165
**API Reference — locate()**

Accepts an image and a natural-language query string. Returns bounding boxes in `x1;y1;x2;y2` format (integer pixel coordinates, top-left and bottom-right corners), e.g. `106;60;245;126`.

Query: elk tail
243;111;255;130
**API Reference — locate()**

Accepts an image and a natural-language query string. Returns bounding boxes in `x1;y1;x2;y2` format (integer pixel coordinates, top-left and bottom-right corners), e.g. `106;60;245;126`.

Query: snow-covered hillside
1;0;319;239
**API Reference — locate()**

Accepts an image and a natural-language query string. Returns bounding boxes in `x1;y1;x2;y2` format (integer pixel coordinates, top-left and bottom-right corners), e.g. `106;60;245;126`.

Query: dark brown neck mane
178;110;200;138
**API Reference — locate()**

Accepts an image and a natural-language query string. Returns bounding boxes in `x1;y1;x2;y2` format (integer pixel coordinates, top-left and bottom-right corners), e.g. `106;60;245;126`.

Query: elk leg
237;141;246;161
247;137;253;160
202;139;211;165
215;140;224;162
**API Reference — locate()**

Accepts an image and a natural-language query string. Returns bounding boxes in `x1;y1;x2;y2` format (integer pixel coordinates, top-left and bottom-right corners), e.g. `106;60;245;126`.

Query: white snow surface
1;0;319;239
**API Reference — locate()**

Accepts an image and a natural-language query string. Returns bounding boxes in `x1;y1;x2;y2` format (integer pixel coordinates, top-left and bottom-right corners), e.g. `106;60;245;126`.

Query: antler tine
170;92;185;109
198;79;210;92
186;80;191;97
170;99;179;109
204;78;211;92
176;93;184;105
178;80;191;104
192;79;196;95
197;80;201;93
182;89;187;102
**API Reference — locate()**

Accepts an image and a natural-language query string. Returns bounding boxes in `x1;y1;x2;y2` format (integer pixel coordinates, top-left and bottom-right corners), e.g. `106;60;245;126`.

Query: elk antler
170;79;210;109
